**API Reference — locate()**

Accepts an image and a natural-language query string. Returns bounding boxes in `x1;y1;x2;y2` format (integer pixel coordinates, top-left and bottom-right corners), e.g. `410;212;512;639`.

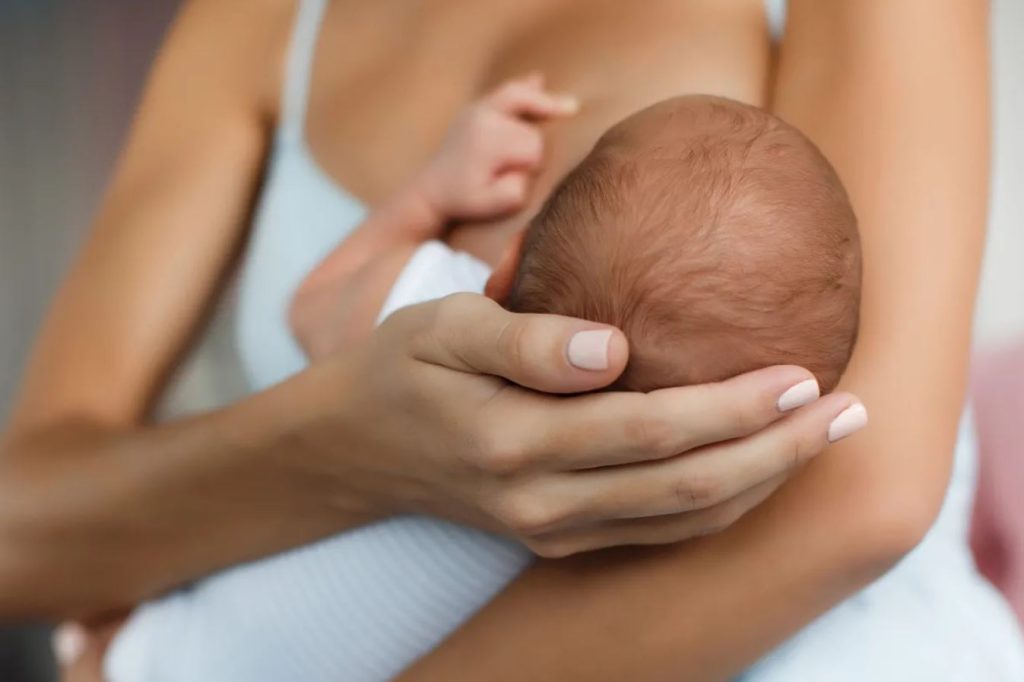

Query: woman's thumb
403;294;629;394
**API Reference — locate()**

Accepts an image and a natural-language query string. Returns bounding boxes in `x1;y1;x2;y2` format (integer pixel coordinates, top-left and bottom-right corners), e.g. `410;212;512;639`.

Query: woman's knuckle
401;319;436;361
795;427;825;465
436;292;473;319
498;490;560;536
382;301;420;336
625;413;675;458
675;471;724;511
431;295;456;330
475;427;530;475
495;318;532;378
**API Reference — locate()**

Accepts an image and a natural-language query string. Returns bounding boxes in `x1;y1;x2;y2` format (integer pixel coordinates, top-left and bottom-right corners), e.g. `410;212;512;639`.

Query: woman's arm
400;2;991;679
0;0;335;617
0;0;856;623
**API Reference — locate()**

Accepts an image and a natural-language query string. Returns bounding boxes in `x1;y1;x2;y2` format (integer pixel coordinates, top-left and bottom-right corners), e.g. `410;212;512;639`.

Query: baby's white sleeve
376;240;494;325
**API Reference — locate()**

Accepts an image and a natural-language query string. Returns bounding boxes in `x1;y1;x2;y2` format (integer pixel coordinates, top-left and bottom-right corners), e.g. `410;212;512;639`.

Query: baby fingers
488;74;579;120
471;172;529;214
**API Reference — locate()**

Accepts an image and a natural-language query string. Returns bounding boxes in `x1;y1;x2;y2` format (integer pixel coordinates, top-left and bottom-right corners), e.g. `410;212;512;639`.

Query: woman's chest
304;0;769;206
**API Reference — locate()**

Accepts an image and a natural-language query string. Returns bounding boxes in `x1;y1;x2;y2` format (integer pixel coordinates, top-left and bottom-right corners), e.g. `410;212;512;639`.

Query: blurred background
1;1;1023;680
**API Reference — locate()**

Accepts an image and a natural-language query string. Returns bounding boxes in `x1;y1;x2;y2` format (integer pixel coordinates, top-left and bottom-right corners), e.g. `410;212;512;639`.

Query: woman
0;0;1015;680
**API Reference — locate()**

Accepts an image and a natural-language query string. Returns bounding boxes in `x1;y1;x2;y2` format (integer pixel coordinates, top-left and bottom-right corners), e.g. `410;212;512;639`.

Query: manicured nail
777;378;820;412
827;403;868;442
568;329;612;370
52;622;86;666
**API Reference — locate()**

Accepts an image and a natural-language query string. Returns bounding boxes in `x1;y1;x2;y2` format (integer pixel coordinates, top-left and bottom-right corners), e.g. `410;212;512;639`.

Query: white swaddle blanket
106;241;1024;682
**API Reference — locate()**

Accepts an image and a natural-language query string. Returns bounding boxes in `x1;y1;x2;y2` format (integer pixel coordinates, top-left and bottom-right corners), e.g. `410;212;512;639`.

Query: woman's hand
308;293;864;557
42;294;861;682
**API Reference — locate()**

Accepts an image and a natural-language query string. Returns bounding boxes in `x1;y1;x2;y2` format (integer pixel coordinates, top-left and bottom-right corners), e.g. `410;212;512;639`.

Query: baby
293;80;860;393
106;79;860;682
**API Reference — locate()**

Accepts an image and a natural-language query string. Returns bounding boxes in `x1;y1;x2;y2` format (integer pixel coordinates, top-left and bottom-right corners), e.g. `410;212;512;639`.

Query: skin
2;0;853;632
397;1;992;680
1;0;986;679
290;74;575;357
311;0;772;264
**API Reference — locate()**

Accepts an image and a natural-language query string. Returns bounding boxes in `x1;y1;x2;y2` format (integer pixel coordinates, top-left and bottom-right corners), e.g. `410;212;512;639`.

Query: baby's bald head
504;95;861;392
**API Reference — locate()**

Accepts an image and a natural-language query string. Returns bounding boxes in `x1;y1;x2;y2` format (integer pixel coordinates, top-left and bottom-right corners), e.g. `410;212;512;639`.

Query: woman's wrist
264;355;398;524
0;362;384;618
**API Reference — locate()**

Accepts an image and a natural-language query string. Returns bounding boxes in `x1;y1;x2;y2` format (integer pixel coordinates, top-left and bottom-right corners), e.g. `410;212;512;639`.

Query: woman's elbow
844;465;950;579
858;494;939;572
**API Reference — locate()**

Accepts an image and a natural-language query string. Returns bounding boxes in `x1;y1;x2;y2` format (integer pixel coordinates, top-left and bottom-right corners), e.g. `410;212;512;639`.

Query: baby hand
417;73;578;221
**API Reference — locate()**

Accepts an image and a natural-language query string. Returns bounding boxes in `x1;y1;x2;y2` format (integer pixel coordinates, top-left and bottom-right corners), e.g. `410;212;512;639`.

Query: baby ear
484;230;527;304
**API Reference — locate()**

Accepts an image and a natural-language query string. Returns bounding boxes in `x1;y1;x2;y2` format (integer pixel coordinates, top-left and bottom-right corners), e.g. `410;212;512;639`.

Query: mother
0;0;1009;679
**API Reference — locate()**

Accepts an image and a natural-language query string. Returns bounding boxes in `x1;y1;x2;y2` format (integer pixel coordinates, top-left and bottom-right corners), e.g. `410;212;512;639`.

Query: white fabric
376;240;492;324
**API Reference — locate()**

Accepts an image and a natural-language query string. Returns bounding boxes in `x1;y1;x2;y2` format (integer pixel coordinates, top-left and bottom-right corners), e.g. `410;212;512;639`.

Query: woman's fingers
526;475;786;558
399;294;629;394
476;392;864;536
384;294;868;547
478;365;821;471
547;392;865;525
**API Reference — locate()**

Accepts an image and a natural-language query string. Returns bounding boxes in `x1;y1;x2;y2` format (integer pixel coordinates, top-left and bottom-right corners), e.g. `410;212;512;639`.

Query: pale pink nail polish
568;329;612;370
828;403;868;442
777;378;820;412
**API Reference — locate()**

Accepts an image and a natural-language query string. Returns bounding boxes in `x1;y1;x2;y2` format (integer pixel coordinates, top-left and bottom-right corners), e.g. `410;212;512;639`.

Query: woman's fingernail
777;378;820;412
827;403;868;442
52;622;87;666
568;329;612;370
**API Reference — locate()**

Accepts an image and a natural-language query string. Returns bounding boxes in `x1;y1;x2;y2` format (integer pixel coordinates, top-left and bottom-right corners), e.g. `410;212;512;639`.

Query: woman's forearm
402;2;991;680
399;492;903;682
0;361;370;620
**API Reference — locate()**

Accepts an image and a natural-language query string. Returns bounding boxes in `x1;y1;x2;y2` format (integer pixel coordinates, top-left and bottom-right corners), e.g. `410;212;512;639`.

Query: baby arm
290;74;577;361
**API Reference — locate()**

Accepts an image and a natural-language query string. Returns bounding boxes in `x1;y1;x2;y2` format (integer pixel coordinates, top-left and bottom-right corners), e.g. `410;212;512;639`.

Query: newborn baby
503;95;859;391
295;87;860;393
106;83;860;682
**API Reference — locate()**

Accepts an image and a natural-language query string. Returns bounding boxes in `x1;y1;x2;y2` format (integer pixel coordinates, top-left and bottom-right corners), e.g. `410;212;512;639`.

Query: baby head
490;95;861;392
